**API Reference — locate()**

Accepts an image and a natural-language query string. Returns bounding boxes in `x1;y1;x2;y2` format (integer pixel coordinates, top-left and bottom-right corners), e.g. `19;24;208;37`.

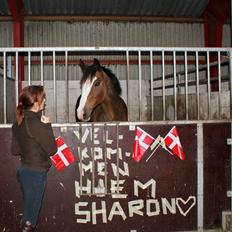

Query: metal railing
0;47;232;124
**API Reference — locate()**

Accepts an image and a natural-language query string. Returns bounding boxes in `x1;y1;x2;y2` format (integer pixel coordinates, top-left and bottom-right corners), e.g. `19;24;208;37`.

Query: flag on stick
163;126;185;160
132;127;154;162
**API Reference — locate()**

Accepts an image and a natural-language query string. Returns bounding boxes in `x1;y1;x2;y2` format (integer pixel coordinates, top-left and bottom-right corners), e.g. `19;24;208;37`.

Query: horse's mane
81;63;122;96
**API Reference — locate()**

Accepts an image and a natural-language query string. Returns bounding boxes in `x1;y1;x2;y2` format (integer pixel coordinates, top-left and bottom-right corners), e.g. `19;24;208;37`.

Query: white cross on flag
132;126;154;162
163;126;185;160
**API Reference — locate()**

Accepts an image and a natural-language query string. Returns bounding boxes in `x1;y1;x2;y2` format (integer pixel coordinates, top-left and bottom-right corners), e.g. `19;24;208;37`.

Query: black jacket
11;110;57;172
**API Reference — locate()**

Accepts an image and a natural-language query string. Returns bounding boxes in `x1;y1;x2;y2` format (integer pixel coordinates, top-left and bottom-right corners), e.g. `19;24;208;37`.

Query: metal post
53;51;57;122
218;51;221;119
126;50;130;121
207;51;211;120
196;52;200;120
3;52;7;124
184;51;188;120
28;51;31;85
65;50;69;122
173;51;177;120
15;51;19;106
138;50;142;121
162;50;166;120
150;51;154;120
40;51;44;86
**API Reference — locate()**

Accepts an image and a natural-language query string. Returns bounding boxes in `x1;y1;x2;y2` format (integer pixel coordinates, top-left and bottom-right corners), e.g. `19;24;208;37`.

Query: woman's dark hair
16;85;45;124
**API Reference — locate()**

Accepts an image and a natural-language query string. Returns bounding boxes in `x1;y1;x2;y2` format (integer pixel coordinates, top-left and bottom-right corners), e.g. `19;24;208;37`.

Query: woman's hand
41;115;51;124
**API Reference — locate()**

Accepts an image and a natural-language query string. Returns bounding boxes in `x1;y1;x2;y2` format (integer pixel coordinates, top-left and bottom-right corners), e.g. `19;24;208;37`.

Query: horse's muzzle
77;109;91;122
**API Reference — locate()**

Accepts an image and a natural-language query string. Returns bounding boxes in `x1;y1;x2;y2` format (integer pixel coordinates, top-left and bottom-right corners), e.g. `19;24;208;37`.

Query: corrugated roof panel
20;0;208;17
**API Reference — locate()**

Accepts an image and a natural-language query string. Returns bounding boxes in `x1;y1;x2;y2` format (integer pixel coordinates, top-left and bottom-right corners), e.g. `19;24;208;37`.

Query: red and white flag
132;127;154;162
50;136;76;171
163;126;185;160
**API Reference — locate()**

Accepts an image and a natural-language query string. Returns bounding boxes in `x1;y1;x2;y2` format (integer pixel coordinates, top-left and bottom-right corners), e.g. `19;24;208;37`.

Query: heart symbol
176;196;196;216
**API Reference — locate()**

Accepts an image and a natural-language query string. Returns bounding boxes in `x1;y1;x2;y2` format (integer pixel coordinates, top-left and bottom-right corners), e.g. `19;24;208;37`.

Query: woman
11;85;57;232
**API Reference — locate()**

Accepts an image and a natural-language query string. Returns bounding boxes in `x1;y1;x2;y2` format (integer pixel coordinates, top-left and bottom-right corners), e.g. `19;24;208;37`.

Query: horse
75;58;128;122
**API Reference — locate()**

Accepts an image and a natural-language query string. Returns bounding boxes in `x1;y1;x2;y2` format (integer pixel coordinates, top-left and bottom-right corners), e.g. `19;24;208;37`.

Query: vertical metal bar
53;51;57;122
184;51;188;120
218;51;221;119
207;52;211;120
230;50;232;119
162;50;166;120
3;52;7;124
116;123;119;193
173;51;177;120
40;51;44;86
65;50;69;122
15;51;19;106
196;51;200;120
150;51;154;120
138;50;142;121
103;123;108;194
79;124;83;195
28;51;31;85
126;50;130;121
229;49;232;119
91;123;95;194
197;123;204;231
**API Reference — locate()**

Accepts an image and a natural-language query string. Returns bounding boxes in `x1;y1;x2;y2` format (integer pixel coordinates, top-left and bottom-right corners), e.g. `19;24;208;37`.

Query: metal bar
230;50;232;118
197;123;204;231
28;51;31;85
40;51;44;85
15;51;19;106
0;46;230;53
150;51;154;120
126;50;130;121
184;51;188;120
154;59;228;81
173;51;177;120
207;52;211;120
65;50;69;122
162;50;166;120
196;51;200;120
3;52;7;124
218;51;222;119
138;50;142;121
53;51;57;122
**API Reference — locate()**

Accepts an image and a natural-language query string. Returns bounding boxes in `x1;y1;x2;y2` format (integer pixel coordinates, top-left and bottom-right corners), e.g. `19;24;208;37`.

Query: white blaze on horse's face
77;76;97;121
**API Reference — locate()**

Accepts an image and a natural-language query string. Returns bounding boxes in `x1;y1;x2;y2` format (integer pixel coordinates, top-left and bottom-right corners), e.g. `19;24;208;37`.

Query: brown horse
75;58;128;122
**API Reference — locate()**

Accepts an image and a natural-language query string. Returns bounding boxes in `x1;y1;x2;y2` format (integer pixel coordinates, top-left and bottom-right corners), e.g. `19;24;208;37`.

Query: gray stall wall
0;123;230;231
0;21;231;48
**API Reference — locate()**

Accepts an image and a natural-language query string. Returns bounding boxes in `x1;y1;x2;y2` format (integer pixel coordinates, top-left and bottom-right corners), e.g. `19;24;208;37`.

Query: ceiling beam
0;15;204;23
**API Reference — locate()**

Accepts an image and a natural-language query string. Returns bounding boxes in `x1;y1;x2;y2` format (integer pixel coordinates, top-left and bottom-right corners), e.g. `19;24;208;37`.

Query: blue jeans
17;166;47;226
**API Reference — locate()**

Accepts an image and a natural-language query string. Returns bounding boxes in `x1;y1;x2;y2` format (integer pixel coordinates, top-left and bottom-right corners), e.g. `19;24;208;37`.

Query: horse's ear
93;58;101;68
79;59;86;73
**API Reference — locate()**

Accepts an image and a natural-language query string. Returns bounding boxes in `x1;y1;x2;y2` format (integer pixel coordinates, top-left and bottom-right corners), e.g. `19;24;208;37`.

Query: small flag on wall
163;126;185;160
50;136;76;171
132;126;154;162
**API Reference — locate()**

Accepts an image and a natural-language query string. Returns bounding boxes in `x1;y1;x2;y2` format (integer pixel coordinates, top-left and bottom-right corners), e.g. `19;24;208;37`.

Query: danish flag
132;127;154;162
163;126;185;160
50;136;76;171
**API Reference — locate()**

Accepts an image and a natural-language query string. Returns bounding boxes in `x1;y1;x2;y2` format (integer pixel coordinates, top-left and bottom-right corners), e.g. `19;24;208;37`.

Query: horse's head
77;58;109;121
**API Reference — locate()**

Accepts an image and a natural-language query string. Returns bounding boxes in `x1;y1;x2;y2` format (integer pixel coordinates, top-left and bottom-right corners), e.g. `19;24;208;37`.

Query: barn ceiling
0;0;210;19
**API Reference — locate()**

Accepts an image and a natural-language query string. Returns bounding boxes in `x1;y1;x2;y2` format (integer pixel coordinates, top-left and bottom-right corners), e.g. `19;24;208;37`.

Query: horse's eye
95;80;101;86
